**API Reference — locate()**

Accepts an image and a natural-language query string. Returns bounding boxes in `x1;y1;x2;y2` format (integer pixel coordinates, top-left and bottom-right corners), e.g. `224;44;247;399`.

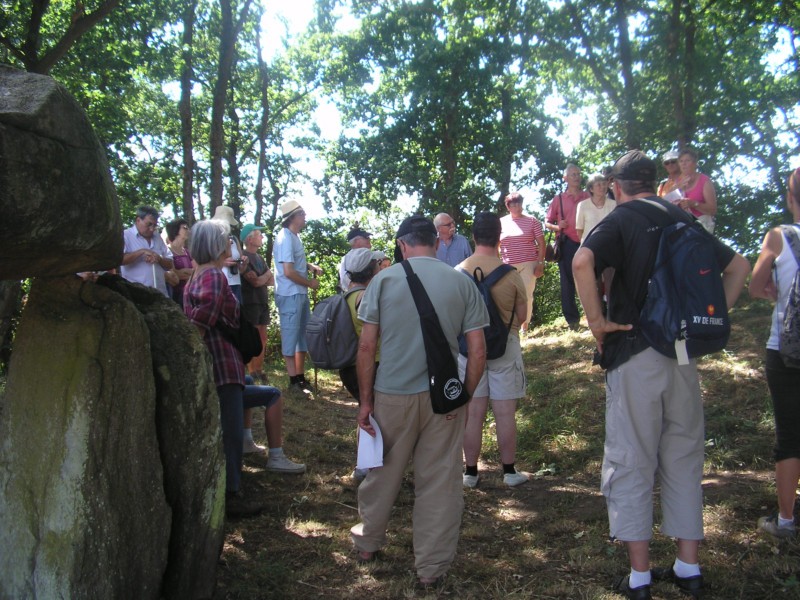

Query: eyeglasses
438;221;455;228
506;199;522;205
663;160;678;166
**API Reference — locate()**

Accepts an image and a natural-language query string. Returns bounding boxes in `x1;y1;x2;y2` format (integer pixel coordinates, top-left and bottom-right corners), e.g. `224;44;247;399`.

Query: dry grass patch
214;299;800;599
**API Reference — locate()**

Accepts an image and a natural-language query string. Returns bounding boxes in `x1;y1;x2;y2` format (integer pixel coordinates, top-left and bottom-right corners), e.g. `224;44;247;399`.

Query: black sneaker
225;490;265;519
651;567;704;599
613;575;652;600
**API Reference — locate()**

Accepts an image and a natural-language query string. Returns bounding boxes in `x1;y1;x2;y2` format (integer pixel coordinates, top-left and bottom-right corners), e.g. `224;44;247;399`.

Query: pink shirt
684;173;710;217
500;214;544;264
546;190;590;243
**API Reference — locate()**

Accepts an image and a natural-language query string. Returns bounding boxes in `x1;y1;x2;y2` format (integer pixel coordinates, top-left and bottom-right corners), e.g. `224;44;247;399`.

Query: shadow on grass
215;298;800;599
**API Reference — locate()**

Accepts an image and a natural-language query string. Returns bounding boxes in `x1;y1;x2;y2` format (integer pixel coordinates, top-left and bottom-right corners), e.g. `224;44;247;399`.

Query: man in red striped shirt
499;192;545;334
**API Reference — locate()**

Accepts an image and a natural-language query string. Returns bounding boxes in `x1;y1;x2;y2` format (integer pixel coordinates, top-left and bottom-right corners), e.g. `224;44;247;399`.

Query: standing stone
0;65;122;279
97;275;226;600
0;276;170;599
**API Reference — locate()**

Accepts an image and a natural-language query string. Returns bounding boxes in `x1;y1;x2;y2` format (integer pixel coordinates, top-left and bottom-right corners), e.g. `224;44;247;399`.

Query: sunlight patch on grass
285;518;333;538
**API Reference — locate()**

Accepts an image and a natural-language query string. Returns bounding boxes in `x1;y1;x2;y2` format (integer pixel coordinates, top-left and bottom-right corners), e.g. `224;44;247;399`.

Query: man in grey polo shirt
350;215;488;588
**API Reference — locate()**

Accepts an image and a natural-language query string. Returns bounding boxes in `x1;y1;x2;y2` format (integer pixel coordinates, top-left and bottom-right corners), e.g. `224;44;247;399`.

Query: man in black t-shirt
573;150;750;600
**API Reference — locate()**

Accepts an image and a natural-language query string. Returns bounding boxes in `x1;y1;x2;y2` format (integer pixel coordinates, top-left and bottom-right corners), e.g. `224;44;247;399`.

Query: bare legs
463;396;519;467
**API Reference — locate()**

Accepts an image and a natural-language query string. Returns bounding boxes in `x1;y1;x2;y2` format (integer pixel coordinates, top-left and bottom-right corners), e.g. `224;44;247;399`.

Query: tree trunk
209;0;253;212
226;96;243;221
254;23;269;226
179;0;197;223
614;0;639;149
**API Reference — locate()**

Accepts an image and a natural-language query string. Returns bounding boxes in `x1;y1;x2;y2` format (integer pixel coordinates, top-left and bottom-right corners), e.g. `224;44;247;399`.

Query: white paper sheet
663;189;683;203
356;414;384;469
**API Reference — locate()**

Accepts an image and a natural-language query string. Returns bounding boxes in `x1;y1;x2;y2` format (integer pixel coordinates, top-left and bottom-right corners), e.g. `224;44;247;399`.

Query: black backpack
779;224;800;368
305;286;365;370
458;264;516;360
620;199;729;364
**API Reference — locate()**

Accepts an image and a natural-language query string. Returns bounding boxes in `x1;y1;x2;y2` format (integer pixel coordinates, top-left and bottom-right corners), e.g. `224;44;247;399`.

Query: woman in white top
750;166;800;539
575;173;616;245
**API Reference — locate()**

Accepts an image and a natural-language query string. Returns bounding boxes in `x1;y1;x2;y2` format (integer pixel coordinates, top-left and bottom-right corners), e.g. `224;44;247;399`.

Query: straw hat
279;200;304;221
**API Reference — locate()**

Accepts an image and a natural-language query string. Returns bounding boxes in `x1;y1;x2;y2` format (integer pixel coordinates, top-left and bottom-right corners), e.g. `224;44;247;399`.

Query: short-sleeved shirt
499;214;544;264
183;268;245;387
170;247;193;304
241;250;269;306
121;225;172;296
435;233;473;267
456;254;527;337
357;256;489;395
582;196;735;370
273;227;308;297
546;190;590;243
222;237;242;287
575;198;617;244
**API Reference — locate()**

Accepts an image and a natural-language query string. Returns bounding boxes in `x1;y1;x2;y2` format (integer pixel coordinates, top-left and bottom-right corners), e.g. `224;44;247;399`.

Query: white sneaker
266;454;306;474
243;439;266;454
463;473;479;488
503;469;529;487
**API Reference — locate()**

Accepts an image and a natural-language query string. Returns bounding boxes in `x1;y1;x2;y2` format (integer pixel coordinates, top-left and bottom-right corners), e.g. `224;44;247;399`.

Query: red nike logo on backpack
699;268;711;275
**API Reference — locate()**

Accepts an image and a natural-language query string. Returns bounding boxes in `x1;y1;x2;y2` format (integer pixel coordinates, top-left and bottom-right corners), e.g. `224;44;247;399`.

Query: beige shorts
457;335;526;400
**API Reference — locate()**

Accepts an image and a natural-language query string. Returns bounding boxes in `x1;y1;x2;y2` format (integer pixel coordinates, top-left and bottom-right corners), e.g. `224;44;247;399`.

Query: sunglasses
663;160;678;166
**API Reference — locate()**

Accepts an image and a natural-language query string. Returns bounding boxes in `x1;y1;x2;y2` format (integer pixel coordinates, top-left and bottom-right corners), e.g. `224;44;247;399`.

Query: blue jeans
558;237;581;325
217;384;244;493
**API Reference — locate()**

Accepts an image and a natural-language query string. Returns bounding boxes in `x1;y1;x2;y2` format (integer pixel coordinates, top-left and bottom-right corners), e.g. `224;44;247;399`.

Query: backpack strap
781;225;800;269
477;264;517;334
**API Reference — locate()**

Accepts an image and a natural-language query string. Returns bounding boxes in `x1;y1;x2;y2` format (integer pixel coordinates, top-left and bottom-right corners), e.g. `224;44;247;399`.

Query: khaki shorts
457;335;526;400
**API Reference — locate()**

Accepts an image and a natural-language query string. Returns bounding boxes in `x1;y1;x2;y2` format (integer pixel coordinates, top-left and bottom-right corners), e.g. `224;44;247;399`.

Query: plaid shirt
184;268;245;387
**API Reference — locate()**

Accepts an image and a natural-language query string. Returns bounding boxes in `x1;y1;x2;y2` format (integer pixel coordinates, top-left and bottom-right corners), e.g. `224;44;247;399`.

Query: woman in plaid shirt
184;219;303;518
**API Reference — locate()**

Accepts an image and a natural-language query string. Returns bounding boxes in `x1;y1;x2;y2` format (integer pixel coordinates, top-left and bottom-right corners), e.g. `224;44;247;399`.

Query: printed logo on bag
444;378;463;400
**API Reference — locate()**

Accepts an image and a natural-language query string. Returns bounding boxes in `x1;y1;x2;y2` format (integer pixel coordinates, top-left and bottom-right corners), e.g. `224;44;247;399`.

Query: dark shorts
766;349;800;462
242;302;269;326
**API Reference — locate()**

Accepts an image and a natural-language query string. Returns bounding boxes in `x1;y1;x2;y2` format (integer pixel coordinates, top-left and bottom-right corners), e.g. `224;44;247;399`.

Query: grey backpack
780;224;800;368
305;286;365;370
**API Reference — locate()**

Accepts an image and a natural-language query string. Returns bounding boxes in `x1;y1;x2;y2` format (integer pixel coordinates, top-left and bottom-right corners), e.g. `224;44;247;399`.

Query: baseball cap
239;224;264;242
343;248;374;273
611;150;657;182
347;227;372;242
662;150;679;162
394;215;437;239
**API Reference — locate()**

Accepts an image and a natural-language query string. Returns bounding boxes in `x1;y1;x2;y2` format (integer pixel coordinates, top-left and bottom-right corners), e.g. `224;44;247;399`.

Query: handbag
401;261;471;414
545;194;566;262
544;230;561;262
216;315;263;364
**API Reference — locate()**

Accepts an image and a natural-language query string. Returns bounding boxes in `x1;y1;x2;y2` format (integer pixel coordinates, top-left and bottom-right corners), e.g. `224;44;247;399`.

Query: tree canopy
1;0;798;253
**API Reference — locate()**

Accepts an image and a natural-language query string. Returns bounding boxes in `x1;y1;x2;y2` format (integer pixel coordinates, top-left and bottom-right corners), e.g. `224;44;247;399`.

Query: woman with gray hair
575;173;617;245
184;220;304;518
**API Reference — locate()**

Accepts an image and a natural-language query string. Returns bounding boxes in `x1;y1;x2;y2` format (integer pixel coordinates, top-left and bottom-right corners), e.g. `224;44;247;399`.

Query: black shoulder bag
401;260;470;414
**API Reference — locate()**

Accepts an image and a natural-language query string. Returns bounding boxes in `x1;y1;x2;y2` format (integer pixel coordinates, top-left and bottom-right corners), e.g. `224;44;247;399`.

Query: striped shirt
499;214;544;265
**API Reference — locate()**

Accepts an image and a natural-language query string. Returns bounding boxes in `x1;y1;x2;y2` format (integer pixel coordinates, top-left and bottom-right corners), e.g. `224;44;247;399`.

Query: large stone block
97;275;226;600
0;276;169;599
0;66;122;279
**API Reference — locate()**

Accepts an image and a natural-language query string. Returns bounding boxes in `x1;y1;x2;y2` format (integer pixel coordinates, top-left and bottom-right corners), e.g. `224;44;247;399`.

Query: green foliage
531;262;564;327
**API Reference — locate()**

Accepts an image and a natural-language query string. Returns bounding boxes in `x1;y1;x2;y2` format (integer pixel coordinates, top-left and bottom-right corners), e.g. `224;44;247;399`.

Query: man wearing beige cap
273;200;322;397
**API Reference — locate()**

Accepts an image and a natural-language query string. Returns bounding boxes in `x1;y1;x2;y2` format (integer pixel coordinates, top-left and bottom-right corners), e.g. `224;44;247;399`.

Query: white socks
673;557;701;578
629;568;651;588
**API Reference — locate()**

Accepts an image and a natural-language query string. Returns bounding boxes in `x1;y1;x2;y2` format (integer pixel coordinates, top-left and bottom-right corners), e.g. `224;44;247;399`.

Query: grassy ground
213;299;800;599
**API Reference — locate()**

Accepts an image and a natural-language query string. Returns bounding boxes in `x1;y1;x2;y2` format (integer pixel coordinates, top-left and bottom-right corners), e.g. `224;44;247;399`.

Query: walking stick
311;271;318;394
